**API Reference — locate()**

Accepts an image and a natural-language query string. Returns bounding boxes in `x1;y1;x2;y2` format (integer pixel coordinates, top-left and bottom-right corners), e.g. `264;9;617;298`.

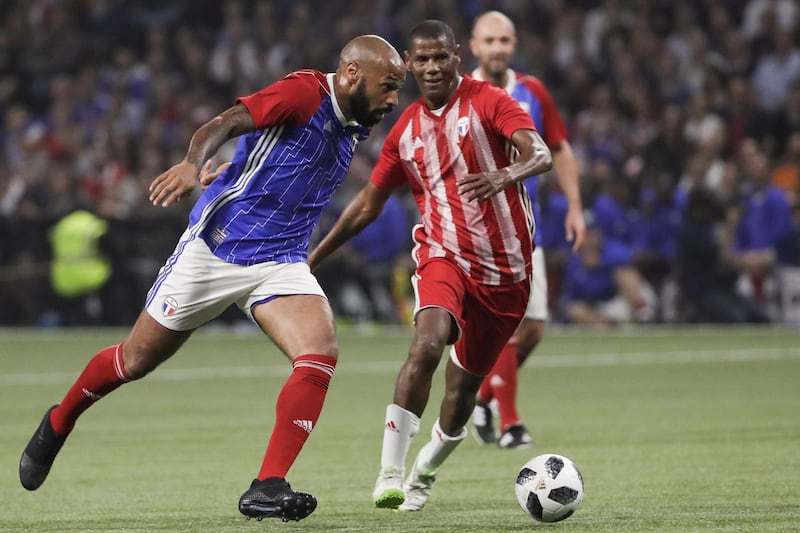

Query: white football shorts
523;247;548;321
145;230;326;331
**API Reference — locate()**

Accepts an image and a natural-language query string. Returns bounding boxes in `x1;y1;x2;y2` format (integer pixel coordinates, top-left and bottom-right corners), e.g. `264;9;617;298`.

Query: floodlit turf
1;325;799;532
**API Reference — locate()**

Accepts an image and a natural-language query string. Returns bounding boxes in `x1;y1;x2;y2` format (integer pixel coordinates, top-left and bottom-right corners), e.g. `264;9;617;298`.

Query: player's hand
565;206;586;252
199;160;232;190
458;170;510;202
149;160;200;207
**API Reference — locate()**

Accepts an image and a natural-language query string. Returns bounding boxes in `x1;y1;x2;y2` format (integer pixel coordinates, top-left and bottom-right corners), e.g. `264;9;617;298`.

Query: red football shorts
412;258;530;376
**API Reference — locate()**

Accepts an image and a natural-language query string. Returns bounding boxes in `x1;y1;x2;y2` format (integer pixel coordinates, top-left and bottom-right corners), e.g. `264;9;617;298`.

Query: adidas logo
412;137;424;150
293;419;313;433
385;420;399;433
82;388;102;400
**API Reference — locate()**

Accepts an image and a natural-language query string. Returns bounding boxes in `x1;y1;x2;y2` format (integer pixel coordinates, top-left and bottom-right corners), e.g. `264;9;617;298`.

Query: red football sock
491;339;521;432
257;354;336;480
50;343;130;435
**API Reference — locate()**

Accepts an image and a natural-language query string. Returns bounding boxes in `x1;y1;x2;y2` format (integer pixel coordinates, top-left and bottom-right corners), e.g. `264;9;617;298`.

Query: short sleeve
236;73;322;130
485;85;536;140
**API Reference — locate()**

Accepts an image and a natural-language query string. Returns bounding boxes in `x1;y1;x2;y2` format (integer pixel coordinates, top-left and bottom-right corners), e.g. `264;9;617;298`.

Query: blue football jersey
186;70;369;266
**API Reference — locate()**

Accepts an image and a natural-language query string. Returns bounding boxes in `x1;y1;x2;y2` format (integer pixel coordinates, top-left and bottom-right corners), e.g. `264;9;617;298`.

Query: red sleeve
481;83;536;140
520;75;569;147
370;118;408;189
236;71;324;129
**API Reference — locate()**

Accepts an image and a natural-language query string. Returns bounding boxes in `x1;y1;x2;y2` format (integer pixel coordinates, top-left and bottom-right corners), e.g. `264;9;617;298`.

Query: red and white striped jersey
371;76;536;286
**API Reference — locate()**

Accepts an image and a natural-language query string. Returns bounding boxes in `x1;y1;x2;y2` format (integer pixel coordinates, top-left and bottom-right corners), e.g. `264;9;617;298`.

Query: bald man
19;35;405;522
469;12;585;448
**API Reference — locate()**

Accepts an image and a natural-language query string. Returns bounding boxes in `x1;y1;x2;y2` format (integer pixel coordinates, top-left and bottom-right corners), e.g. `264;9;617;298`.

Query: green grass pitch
1;325;799;532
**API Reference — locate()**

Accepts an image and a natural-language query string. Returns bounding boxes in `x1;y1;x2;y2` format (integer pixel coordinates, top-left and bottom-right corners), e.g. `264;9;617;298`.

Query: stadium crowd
1;0;799;326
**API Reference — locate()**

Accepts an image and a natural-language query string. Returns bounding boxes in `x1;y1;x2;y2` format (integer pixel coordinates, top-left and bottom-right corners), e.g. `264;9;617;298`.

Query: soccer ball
515;453;584;522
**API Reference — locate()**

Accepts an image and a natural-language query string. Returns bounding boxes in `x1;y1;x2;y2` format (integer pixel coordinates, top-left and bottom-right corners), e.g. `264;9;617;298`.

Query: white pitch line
527;347;800;367
0;348;798;386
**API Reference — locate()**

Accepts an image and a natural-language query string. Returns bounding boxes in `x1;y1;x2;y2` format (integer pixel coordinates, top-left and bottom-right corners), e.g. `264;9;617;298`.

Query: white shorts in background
145;231;326;331
523;247;548;321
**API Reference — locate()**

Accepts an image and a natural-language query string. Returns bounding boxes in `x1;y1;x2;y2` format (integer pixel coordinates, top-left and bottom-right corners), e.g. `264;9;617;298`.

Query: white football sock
380;403;420;469
413;418;467;476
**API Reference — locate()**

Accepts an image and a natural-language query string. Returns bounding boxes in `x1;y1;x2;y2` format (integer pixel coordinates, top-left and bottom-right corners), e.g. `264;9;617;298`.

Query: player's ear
345;61;360;85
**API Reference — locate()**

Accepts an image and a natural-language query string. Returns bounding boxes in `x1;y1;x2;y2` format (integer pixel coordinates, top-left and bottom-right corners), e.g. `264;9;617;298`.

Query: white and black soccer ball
515;453;584;522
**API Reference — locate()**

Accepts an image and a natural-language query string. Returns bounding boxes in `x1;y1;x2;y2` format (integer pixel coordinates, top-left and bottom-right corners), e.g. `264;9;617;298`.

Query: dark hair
408;20;456;48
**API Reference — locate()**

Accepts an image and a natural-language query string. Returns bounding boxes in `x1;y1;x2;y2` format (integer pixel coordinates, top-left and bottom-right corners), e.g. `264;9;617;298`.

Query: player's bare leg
238;295;337;521
20;311;191;490
393;307;453;414
122;311;194;378
374;306;452;509
399;359;478;511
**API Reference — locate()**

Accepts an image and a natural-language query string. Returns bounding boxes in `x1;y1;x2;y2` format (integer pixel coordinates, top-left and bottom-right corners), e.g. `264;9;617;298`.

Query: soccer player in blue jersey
19;34;406;523
468;11;585;448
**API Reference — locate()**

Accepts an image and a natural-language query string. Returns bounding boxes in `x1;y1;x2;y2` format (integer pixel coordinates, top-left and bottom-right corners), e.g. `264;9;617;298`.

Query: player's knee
408;335;446;371
121;343;163;380
314;339;339;359
302;325;338;359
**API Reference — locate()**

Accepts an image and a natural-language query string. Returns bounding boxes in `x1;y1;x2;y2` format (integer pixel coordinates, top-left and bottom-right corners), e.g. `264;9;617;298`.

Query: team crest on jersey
457;117;470;137
162;296;178;317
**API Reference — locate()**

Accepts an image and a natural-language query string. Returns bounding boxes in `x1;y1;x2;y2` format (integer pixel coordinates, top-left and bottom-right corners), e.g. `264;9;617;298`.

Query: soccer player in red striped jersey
308;20;553;511
469;11;586;449
19;35;405;523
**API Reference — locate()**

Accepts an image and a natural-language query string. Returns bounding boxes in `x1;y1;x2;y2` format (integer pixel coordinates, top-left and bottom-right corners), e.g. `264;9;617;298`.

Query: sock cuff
432;418;467;442
387;403;420;432
292;354;337;378
111;342;130;382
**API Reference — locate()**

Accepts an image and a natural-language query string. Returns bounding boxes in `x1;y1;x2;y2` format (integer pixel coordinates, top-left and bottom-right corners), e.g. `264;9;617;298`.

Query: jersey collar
327;73;361;127
471;67;516;93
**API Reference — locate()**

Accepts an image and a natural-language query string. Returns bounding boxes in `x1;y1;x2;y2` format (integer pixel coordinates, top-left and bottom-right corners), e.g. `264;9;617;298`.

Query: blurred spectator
731;146;796;310
633;175;680;293
771;130;800;209
209;1;262;93
722;76;767;157
742;0;797;42
47;209;111;326
709;29;754;79
676;186;769;323
592;174;638;249
750;30;800;115
774;83;800;158
643;104;689;185
561;224;656;326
